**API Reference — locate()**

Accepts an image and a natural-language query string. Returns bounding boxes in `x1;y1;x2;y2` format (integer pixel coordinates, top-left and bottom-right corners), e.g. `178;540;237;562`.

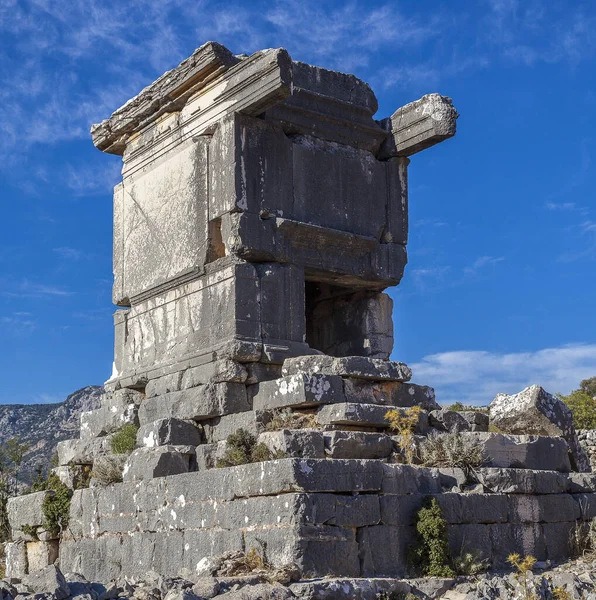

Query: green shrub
217;429;285;467
41;474;73;536
21;524;39;539
408;497;455;577
561;390;596;430
453;549;488;575
110;424;138;455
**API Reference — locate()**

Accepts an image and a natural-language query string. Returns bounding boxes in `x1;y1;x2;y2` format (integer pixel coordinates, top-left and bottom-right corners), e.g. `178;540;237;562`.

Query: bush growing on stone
265;408;318;431
419;431;486;474
408;497;455;578
561;389;596;430
386;406;421;464
447;402;489;413
92;455;126;486
41;474;73;536
110;424;139;455
217;429;284;467
21;524;39;539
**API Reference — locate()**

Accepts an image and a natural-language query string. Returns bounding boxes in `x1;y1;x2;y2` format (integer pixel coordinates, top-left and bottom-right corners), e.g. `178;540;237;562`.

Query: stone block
508;494;581;523
384;382;439;411
572;493;596;520
138;383;250;424
282;356;411;382
180;360;248;389
7;491;50;538
246;362;283;385
475;467;567;494
122;446;196;482
145;372;184;398
465;432;572;472
490;384;590;472
448;523;492;563
429;409;489;433
381;464;442;495
317;403;427;432
257;429;325;458
80;390;140;439
379;93;458;158
436;493;509;524
22;565;70;599
26;541;59;573
215;583;294;600
195;442;227;470
251;374;345;410
490;523;546;566
137;418;202;448
543;522;575;561
202;411;265;443
5;540;28;579
323;431;393;459
56;436;113;466
244;525;361;578
358;525;414;577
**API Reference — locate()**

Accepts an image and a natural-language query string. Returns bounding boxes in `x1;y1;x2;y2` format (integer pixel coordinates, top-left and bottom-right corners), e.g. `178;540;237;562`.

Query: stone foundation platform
57;459;596;582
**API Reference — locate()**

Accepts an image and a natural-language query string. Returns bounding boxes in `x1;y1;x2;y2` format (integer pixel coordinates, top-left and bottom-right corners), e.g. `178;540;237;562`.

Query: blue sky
1;0;595;406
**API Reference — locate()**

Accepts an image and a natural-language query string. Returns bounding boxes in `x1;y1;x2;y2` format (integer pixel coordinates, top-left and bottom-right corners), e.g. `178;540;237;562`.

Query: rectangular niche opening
305;280;367;357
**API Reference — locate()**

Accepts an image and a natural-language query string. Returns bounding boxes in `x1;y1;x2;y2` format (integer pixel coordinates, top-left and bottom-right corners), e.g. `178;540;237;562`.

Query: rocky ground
3;554;596;600
0;386;103;482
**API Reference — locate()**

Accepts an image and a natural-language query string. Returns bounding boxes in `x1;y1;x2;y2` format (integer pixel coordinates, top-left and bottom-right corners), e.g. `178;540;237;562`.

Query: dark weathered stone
137;418;202;448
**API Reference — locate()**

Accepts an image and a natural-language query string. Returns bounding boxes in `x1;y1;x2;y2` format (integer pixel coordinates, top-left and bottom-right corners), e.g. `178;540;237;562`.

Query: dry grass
92;455;126;486
419;431;487;471
570;517;596;557
265;408;319;432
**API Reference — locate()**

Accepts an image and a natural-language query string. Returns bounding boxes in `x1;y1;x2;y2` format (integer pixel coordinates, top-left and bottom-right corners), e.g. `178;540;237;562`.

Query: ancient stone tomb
7;42;595;587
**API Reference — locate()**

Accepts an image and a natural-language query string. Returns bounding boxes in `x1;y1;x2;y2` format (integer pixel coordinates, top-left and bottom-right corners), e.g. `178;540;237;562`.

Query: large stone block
282;355;412;382
80;389;142;439
22;565;70;599
202;411;265;443
324;431;393;459
122;446;196;482
490;384;590;472
476;468;569;494
508;494;580;523
429;409;489;433
137;418;202;447
139;383;249;424
5;540;28;579
56;436;113;466
470;432;572;472
26;540;59;573
251;373;345;410
358;525;414;577
7;491;50;539
317;403;427;432
381;464;442;495
195;441;227;470
258;429;325;459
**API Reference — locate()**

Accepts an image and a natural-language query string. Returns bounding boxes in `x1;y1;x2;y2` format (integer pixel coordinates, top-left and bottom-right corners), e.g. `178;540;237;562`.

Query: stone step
282;356;412;382
324;431;394;459
138;383;250;425
122;446;196;482
137;418;202;448
251;374;345;410
258;429;325;459
316;403;428;432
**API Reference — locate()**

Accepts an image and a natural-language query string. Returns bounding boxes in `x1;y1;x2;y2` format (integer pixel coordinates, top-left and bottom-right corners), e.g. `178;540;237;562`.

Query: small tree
580;377;596;398
561;390;596;430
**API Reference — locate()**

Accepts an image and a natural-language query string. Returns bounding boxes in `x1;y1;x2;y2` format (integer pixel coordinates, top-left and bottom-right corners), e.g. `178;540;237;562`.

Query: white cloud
411;343;596;406
464;255;505;276
545;202;576;211
0;279;72;298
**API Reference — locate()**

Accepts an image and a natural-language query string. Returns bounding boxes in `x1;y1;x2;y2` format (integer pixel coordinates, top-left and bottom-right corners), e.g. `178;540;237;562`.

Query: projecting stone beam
378;93;458;158
91;42;239;155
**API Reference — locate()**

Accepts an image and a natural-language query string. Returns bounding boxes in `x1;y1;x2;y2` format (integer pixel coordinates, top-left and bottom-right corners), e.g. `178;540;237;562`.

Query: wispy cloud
0;313;37;336
464;255;505;276
53;247;83;260
1;279;72;298
545;202;576;211
412;342;596;405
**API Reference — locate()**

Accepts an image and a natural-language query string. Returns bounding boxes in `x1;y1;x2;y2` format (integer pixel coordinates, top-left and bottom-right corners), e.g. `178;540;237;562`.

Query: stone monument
7;43;594;593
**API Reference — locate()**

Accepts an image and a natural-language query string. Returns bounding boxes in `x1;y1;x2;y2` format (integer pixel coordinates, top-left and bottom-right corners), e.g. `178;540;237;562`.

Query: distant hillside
0;386;103;481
